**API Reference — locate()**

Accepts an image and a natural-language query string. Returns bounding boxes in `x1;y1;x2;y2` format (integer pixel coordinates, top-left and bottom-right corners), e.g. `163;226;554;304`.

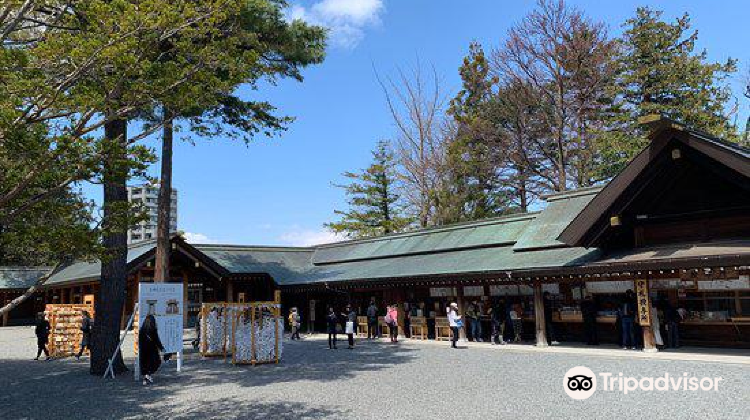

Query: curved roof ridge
541;185;605;202
193;244;313;251
315;211;539;250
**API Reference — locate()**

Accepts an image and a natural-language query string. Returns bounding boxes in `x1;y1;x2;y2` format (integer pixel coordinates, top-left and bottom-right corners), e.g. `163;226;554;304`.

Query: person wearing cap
345;304;357;349
446;302;462;349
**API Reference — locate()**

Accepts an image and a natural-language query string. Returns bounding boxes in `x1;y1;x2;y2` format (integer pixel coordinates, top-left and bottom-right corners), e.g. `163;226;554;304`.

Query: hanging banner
635;279;651;326
138;283;184;354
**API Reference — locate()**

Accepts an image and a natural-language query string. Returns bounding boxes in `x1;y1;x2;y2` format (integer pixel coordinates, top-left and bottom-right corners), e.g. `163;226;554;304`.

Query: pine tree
445;42;507;222
598;7;738;178
327;141;413;238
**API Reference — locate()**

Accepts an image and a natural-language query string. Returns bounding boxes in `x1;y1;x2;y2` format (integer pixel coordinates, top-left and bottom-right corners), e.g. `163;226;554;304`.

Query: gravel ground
1;326;748;420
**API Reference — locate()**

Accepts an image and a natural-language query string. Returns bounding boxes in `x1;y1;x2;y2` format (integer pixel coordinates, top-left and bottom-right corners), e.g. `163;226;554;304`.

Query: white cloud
288;0;384;49
183;232;220;244
279;227;345;247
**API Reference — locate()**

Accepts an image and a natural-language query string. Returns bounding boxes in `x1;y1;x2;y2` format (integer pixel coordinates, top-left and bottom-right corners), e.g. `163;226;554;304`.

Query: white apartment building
127;184;178;244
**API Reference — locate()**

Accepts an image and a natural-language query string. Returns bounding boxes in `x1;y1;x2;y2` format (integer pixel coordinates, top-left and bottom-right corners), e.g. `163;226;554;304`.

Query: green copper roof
0;267;51;290
194;245;315;282
513;187;603;251
312;213;535;265
45;240;159;286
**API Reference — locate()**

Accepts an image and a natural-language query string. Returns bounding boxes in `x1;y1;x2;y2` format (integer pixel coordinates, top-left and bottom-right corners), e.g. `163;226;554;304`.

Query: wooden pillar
226;280;233;303
183;273;189;326
533;281;548;347
637;279;657;353
2;292;8;326
456;284;466;341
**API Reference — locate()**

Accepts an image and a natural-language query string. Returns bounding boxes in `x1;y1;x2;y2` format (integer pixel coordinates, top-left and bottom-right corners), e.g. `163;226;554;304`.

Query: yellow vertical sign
635;279;651;325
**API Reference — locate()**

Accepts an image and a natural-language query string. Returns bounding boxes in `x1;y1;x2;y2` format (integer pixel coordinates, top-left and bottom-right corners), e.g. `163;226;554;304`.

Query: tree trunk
90;118;129;376
154;108;173;283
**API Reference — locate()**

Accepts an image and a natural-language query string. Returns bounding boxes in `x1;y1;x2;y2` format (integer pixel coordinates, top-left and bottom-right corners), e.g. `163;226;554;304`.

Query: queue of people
296;292;684;352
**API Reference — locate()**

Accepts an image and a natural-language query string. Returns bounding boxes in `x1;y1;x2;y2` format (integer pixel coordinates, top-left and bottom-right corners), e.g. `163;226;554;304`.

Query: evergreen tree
599;7;738;178
445;42;507;222
327;141;413;238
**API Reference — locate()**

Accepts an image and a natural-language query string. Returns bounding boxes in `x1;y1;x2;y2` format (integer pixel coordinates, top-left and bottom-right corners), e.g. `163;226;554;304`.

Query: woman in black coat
139;314;164;385
34;313;51;360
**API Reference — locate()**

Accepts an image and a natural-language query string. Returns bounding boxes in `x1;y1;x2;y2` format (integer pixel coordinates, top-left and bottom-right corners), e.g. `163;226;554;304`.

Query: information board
138;283;184;354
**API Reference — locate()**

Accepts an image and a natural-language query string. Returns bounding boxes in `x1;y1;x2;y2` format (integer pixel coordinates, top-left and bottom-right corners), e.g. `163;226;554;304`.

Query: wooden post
533;281;548;347
226;281;234;303
183;274;189;326
456;284;466;341
636;279;657;353
274;304;279;364
250;304;256;366
2;294;8;326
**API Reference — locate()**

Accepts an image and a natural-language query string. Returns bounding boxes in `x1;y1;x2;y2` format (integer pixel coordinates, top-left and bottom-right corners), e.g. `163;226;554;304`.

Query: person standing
34;313;51;361
447;302;462;349
289;307;301;340
366;300;379;339
620;290;637;350
651;302;664;348
466;301;482;342
581;294;599;345
542;292;559;345
403;303;412;339
326;306;338;350
345;304;357;349
386;304;399;343
139;314;164;385
490;299;506;345
76;310;92;360
664;301;681;349
510;302;523;342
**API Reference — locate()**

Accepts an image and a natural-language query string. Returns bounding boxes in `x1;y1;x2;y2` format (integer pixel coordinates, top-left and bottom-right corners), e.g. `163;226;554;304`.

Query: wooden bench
379;316;390;338
435;318;452;341
357;316;368;338
410;316;427;340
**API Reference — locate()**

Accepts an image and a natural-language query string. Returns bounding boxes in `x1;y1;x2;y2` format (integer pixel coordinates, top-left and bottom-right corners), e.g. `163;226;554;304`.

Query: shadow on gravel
0;338;410;419
151;400;349;420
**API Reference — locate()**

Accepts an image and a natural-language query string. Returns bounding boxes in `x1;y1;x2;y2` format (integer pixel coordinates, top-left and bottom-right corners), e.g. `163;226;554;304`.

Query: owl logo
567;375;593;391
563;366;597;399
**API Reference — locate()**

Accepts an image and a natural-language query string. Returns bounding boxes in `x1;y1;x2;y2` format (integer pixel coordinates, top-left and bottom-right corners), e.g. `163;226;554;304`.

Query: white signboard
585;281;634;294
463;286;485;297
489;284;534;296
138;283;184;354
542;284;560;294
429;287;457;297
697;279;750;291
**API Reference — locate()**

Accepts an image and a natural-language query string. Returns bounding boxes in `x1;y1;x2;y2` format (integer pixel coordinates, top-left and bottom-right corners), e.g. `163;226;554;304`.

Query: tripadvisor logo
563;366;723;400
563;366;597;400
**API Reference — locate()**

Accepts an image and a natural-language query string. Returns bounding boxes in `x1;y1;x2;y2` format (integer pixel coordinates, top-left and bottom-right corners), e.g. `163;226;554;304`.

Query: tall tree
378;62;449;227
486;80;548;212
327;141;413;238
598;7;737;177
2;0;325;374
444;42;507;222
152;1;326;282
491;0;618;192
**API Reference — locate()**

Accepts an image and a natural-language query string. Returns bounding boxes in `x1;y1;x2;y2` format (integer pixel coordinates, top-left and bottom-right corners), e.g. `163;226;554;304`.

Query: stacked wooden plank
45;304;95;358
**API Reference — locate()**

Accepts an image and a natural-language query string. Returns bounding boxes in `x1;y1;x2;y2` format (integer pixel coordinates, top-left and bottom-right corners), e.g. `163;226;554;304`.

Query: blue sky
110;0;749;247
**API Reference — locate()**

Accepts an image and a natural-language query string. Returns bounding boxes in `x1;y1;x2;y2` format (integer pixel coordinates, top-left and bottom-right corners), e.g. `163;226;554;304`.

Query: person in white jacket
447;302;462;349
